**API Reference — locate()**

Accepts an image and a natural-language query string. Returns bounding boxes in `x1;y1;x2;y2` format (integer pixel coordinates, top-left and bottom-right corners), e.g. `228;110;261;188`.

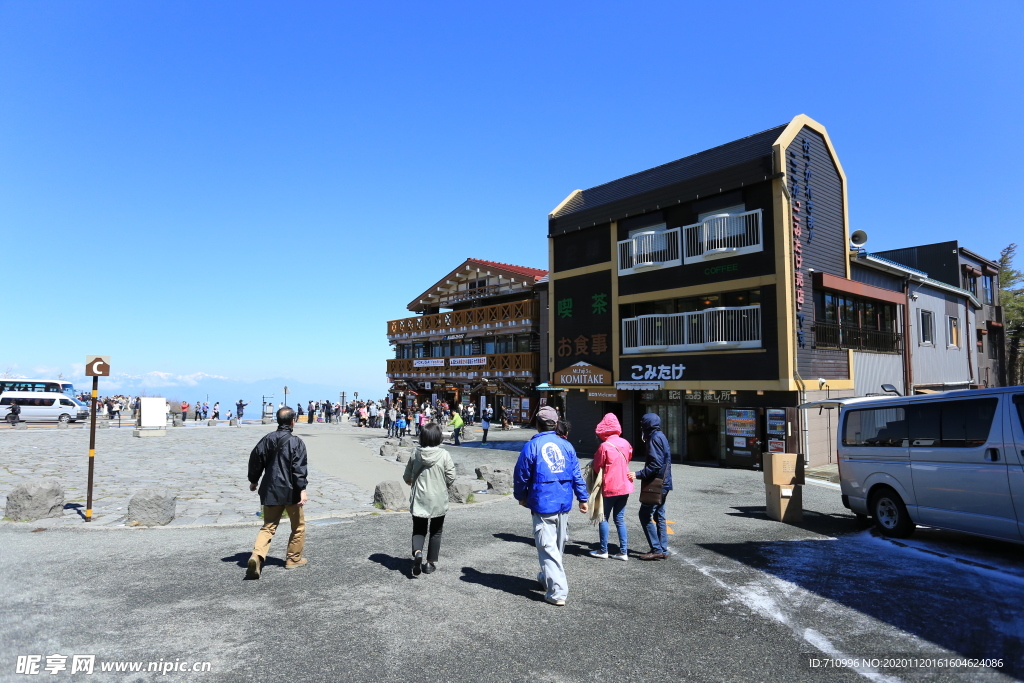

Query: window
919;310;934;344
843;407;907;447
515;336;532;353
1014;395;1024;432
60;399;75;407
946;316;960;348
989;331;999;359
964;274;978;296
907;399;997;447
983;276;994;304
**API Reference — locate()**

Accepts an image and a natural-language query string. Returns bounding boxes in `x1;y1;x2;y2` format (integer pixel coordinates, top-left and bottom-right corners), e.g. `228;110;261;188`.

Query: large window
946;316;960;348
919;310;934;345
983;276;994;304
814;291;900;353
843;407;907;447
906;399;997;447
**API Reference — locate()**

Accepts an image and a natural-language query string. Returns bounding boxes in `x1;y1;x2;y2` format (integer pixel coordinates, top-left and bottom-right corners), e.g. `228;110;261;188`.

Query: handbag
638;448;670;505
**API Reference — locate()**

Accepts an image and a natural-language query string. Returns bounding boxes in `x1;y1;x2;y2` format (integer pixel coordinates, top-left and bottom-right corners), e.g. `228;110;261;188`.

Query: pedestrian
395;412;407;437
466;403;475;426
202;402;209;420
307;401;314;424
632;413;673;561
587;413;633;561
297;402;304;419
236;399;249;422
448;406;463;446
212;402;220;420
513;405;589;606
6;399;21;425
180;401;189;423
413;406;422;435
481;409;490;443
245;406;309;579
194;400;202;421
403;423;456;576
226;410;233;421
324;401;333;424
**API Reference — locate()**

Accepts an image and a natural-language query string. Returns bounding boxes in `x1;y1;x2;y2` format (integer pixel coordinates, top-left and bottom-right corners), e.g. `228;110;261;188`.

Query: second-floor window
813;292;901;353
983;275;994;304
947;316;960;348
920;310;934;345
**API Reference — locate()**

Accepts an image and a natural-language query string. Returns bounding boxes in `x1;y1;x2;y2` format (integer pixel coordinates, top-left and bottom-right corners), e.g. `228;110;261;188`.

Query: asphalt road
2;465;1021;682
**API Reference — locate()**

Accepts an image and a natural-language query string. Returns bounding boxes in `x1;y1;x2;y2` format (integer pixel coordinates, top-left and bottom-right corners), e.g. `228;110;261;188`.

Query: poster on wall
539;398;547;406
512;398;521;410
725;409;757;437
521;398;530;412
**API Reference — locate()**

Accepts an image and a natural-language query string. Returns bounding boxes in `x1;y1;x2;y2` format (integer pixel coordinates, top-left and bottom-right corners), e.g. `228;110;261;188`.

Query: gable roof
469;259;548;281
406;258;548;313
550;123;788;219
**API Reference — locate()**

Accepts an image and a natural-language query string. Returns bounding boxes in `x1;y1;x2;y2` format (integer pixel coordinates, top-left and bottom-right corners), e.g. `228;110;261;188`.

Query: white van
804;386;1024;542
1;391;90;424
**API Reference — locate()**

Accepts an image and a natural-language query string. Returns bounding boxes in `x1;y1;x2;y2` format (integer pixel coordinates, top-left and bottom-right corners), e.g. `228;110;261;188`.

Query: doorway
686;404;720;462
641;402;683;462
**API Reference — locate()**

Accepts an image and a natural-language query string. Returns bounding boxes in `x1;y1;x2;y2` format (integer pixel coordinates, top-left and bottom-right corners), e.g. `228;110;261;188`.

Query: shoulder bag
638;448;670;505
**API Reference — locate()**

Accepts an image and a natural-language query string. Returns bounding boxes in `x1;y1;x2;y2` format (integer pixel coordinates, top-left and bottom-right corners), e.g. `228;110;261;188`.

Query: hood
641;413;662;434
595;413;622;441
417;446;447;467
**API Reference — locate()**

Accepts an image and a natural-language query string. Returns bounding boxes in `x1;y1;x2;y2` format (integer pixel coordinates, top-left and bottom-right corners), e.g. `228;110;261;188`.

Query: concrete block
5;480;65;521
172;417;184;427
261;418;274;425
207;420;218;426
13;422;27;430
373;480;407;511
127;487;177;526
229;419;239;427
133;429;167;438
57;421;69;429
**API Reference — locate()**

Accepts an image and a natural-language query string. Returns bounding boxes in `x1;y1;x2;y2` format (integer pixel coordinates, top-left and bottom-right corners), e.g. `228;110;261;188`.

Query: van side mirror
881;384;902;396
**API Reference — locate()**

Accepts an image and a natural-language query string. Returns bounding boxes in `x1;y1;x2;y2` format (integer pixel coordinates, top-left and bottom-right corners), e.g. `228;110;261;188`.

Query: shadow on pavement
726;505;865;537
367;553;415;579
493;532;535;546
698;535;1024;675
459;567;545;601
221;552;285;569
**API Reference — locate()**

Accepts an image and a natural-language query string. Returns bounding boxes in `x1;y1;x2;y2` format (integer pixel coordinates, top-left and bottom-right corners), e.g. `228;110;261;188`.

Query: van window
843;407;907;447
909;399;997;447
60;399;75;407
1013;394;1024;431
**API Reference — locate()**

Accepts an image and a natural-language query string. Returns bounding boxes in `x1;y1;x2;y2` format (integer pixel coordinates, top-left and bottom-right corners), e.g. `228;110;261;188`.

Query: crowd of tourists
244;402;673;608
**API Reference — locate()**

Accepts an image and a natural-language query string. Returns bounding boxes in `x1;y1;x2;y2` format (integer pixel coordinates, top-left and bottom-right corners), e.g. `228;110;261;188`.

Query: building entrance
641;401;683;463
686;405;720;462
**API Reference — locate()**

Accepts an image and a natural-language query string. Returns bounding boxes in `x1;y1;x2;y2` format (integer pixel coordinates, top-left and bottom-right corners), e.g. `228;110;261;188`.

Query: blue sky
2;1;1021;400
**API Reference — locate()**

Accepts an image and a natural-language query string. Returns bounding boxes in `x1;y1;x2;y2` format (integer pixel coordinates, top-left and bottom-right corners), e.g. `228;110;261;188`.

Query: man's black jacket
248;425;308;506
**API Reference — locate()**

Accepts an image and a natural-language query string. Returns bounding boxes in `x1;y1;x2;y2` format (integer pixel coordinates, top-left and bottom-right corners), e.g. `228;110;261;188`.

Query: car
1;391;90;424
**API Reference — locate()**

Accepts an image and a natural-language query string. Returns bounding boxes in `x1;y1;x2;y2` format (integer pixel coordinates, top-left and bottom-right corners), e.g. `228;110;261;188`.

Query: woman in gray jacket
404;422;457;576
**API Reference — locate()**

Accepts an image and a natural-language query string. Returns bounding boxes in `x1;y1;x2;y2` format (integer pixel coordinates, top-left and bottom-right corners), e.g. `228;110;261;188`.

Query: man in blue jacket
513;405;588;606
632;413;674;560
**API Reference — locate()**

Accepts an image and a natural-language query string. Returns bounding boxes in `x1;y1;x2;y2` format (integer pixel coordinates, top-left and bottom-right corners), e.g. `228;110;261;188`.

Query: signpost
84;355;110;523
284;386;289;408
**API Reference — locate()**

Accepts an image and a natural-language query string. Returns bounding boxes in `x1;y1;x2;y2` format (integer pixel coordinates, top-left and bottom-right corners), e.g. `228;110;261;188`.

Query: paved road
2;464;1020;682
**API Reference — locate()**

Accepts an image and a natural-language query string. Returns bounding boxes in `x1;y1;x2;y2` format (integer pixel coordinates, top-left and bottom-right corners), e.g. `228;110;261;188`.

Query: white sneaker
544;596;566;606
589;550;609;559
611;553;628;561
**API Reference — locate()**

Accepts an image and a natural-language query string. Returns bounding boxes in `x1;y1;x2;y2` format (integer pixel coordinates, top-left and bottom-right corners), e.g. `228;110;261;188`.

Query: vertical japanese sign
84;355;111;523
789;137;814;349
552;270;613;371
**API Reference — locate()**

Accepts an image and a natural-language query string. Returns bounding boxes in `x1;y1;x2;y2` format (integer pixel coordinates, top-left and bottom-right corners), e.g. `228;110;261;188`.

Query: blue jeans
452;426;461;445
638;492;669;554
599;494;629;554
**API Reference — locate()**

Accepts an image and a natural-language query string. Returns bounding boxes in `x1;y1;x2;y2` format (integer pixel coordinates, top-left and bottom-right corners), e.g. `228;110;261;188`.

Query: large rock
455;462;470;477
127;488;177;526
374;480;408;511
5;480;65;521
399;435;415;448
395;447;415;464
384;437;400;447
448;480;475;504
380;443;397;458
487;471;513;495
475;465;492;481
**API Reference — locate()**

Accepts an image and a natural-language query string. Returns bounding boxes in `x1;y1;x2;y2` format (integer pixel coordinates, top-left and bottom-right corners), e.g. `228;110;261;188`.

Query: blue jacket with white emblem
514;431;589;514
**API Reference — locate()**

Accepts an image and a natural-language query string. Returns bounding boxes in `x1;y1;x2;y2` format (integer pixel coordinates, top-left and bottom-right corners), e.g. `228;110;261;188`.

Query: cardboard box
763;452;805;487
765;484;803;523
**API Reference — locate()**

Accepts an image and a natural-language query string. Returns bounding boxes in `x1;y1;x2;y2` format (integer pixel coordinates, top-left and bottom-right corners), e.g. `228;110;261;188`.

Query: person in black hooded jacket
245;406;309;579
631;413;673;560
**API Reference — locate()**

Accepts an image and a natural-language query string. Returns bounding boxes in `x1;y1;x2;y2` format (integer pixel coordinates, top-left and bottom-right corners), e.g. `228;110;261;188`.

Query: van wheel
58;414;71;424
870;487;915;538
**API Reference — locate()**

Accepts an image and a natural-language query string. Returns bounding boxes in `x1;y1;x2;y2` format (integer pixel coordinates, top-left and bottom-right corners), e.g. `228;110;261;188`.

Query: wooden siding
387;300;538;339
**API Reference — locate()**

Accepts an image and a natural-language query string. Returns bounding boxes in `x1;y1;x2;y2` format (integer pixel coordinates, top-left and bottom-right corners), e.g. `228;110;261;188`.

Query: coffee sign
554;361;612;386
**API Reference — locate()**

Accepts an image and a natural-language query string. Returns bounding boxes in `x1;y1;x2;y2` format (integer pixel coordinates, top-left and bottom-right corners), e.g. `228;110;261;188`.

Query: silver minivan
806;387;1024;542
1;391;90;424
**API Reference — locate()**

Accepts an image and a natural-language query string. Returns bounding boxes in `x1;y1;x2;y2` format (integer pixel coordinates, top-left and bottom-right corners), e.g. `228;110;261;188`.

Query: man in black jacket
632;413;674;561
246;406;309;579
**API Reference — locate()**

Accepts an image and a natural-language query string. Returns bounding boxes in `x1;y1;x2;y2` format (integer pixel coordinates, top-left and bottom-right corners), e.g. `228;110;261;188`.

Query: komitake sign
554;361;611;386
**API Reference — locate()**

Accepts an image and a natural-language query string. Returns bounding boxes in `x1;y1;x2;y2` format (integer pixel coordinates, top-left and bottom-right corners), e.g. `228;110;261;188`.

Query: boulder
399;435;415;448
127;487;177;526
455;462;470;477
487;471;513;495
5;480;65;521
448;480;475;504
475;465;492;481
374;480;408;511
395;447;415;464
380;443;397;458
261;418;274;425
384;437;400;447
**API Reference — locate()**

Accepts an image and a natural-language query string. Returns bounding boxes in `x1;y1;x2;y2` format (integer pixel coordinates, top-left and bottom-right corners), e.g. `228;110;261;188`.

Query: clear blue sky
3;1;1021;398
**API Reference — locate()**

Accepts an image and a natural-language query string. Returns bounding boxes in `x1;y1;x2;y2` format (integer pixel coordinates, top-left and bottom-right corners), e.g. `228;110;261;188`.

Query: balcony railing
812;321;903;354
436;282;530;307
682;209;763;264
617;228;682;275
387;300;539;340
622;305;762;354
386;352;538;379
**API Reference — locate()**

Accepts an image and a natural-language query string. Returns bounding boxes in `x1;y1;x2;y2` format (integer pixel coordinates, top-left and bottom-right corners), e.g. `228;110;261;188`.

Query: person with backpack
245;406;309;579
587;413;633;561
631;413;674;561
403;423;457;576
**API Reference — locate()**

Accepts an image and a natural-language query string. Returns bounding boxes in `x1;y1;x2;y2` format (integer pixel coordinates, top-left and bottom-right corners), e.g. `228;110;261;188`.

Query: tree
999;243;1024;386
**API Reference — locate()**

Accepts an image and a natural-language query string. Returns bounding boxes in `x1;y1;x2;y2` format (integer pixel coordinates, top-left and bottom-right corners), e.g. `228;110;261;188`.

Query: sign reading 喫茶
554;362;612;386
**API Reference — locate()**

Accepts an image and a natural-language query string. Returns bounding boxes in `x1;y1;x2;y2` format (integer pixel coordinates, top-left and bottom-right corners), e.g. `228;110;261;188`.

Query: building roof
550;123;788;219
469;259;548;281
405;258;548;313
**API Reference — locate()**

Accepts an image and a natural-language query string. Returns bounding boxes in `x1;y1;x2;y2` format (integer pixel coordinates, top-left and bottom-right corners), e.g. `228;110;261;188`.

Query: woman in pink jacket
590;413;634;561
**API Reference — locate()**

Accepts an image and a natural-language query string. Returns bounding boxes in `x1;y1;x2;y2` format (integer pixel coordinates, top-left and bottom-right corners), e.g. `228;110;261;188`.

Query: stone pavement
0;423;376;528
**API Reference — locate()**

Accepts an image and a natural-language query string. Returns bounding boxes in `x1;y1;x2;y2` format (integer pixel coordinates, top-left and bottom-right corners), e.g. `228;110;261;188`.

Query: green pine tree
998;243;1024;385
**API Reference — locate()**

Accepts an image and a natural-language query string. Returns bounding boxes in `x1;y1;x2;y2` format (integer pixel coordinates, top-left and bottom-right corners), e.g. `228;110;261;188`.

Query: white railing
621;305;761;354
617;227;682;275
682;209;763;264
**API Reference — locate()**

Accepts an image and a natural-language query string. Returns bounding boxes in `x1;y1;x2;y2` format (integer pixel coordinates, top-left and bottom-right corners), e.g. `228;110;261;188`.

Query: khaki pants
252;504;305;564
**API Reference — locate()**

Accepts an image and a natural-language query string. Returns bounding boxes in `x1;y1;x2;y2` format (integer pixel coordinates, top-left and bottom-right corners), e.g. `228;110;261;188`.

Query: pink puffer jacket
592;413;634;497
